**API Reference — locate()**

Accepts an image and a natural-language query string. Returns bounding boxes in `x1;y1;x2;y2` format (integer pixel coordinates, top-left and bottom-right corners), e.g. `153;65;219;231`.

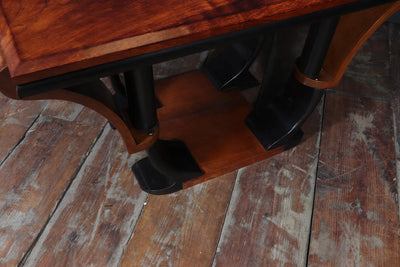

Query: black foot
132;157;182;195
247;79;322;151
132;139;204;195
282;129;304;150
246;109;305;151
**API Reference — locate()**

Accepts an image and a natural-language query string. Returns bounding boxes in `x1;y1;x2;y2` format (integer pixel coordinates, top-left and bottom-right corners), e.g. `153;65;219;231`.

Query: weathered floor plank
120;172;237;267
389;22;400;233
308;92;400;266
334;24;393;101
212;101;323;266
22;125;148;267
0;102;105;266
389;23;400;90
0;97;47;163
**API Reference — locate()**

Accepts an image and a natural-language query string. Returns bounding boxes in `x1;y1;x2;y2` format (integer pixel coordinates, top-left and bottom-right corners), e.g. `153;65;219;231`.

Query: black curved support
247;17;339;151
202;35;265;91
132;140;204;195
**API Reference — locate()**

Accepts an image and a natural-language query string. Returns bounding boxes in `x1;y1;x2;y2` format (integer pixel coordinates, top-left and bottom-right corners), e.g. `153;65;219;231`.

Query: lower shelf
133;70;286;191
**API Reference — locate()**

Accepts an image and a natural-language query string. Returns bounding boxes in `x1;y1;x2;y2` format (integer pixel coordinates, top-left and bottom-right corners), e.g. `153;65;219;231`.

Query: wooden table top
0;0;375;84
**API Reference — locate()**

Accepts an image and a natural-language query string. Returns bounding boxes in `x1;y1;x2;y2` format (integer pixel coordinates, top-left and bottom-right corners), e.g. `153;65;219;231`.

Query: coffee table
0;0;399;194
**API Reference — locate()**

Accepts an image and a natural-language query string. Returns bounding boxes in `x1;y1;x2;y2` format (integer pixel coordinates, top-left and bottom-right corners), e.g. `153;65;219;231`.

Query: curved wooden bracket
295;1;400;89
294;66;335;89
0;65;157;154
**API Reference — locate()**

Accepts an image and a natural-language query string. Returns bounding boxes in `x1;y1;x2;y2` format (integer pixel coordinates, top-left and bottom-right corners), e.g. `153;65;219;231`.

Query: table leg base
131;71;303;193
132;139;204;195
133;158;182;195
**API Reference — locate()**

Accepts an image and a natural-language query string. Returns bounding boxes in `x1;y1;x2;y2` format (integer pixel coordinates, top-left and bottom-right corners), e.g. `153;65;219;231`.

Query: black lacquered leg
124;66;204;194
202;35;264;91
132;140;204;195
297;17;340;79
124;66;158;132
247;17;339;151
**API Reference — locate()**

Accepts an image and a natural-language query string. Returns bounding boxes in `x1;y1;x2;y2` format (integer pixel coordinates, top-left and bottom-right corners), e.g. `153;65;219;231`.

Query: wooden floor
0;22;400;266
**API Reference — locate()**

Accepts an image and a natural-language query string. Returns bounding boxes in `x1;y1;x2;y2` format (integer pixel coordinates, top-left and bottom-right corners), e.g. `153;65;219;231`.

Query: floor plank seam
305;93;326;267
17;122;108;267
116;193;149;266
210;170;241;267
391;102;400;223
0;102;48;169
389;23;400;221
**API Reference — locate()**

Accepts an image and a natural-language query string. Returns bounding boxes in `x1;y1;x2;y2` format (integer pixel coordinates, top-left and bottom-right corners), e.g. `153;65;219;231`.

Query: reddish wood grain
0;103;105;266
22;125;148;267
155;71;284;188
213;101;323;266
156;71;243;122
308;93;400;266
0;0;371;83
120;172;236;267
